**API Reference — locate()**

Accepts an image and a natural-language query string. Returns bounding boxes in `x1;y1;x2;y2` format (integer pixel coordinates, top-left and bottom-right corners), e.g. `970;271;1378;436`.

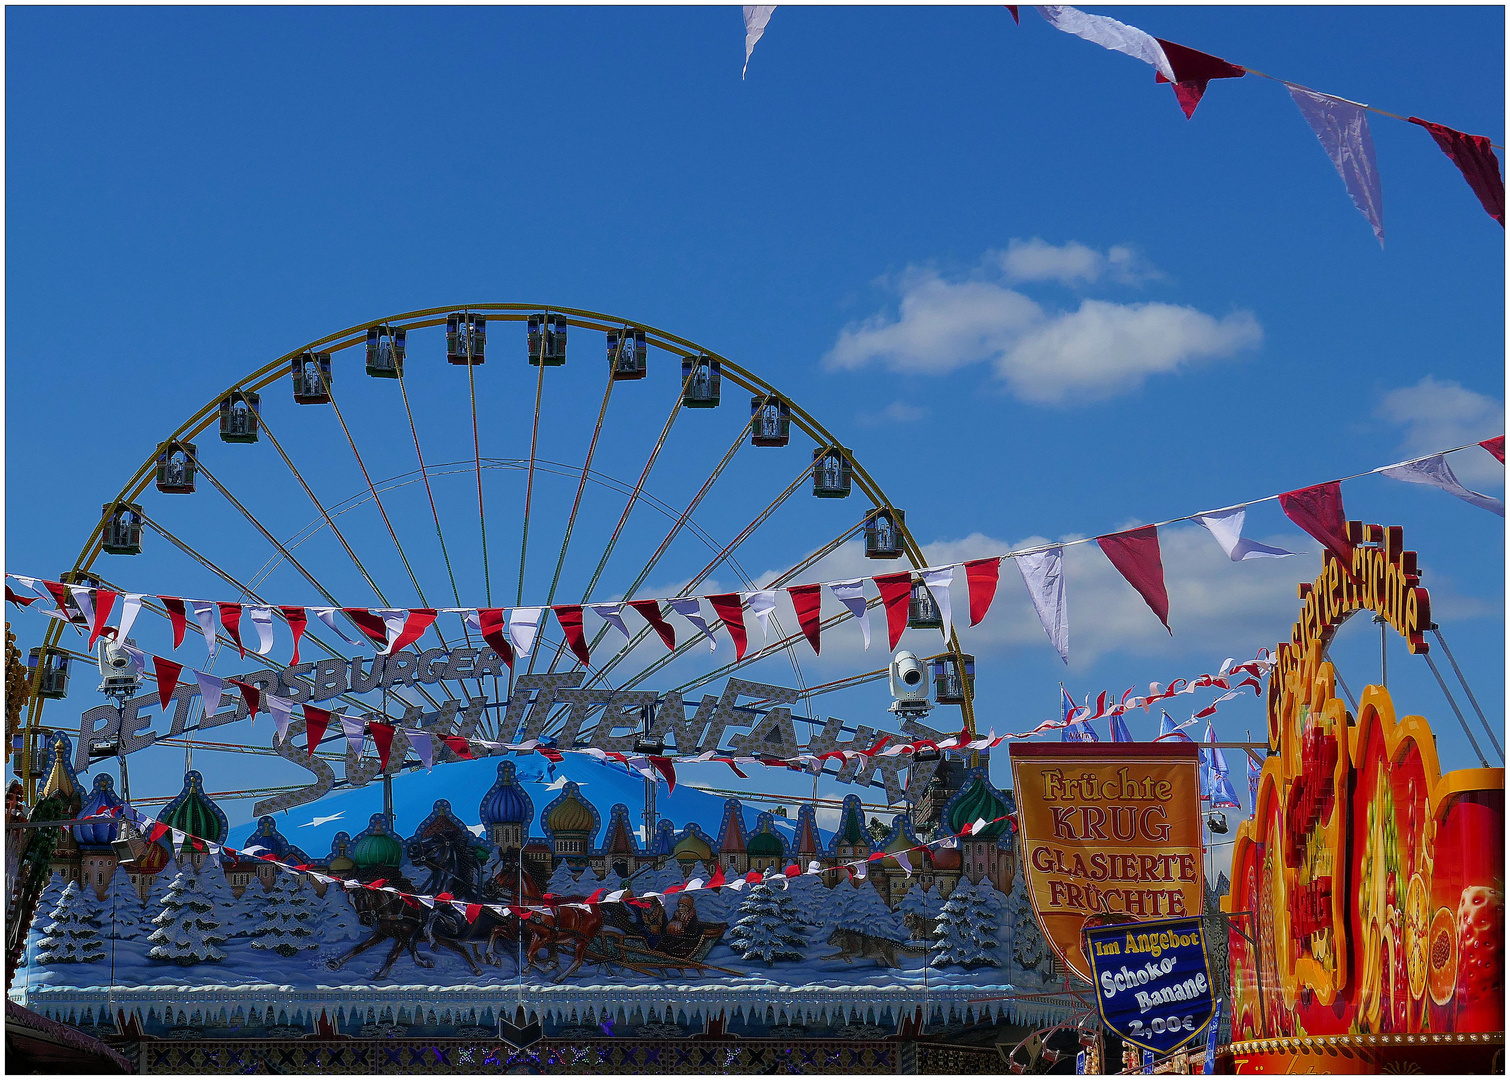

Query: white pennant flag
248;606;277;655
67;586;95;634
588;604;631;646
1288;86;1384;247
508;608;545;657
189;600;221;661
742;5;775;79
667;598;716;652
894;849;913;877
116;593;145;643
921;566;956;642
268;696;295;743
120;641;147;676
1035;5;1175;82
195;672;226;717
827;579;871;649
340;714;367;756
1015;547;1068;664
745;590;778;642
310;606;363;646
408;730;435;772
852;861;867;881
1381;454;1505;517
374;609;408;653
1194;506;1297;561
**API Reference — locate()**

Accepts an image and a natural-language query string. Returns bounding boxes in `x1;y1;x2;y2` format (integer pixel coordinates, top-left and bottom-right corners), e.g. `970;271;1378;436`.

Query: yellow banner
1010;743;1205;982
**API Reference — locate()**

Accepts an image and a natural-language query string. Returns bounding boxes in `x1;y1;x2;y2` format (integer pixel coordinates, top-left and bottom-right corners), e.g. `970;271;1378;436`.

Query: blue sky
5;6;1503;839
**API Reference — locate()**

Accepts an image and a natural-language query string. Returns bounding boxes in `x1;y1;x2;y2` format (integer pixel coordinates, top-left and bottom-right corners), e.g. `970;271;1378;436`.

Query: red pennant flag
872;572;912;650
5;585;36;608
465;903;482;924
160;596;189;647
1278;482;1354;578
552;605;592;667
782;863;802;878
279;606;309;665
231;679;262;717
89;590;118;648
716;757;748;779
706;862;727;889
649;755;676;793
43;581;75;622
304;704;331;759
342;608;392;650
787;583;823;654
628;600;676;651
1097;525;1172;634
146;822;169;844
744;870;763;884
435;891;454;902
1005;5;1019;23
476;609;517;669
1154;39;1245;119
388;609;437;654
369;722;396;770
442;736;474;760
705;593;747;660
1408;117;1506;226
153;656;184;712
219;602;247;658
963;557;1001;627
1481;435;1506;464
663;881;686;895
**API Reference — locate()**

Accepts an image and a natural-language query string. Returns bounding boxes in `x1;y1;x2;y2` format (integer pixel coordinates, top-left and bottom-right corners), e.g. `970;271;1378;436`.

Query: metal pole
1422;652;1488;768
1375;614;1387;688
1431;626;1503;760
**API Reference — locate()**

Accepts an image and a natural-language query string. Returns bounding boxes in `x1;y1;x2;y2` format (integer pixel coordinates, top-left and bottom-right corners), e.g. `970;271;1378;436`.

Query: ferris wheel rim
22;301;969;798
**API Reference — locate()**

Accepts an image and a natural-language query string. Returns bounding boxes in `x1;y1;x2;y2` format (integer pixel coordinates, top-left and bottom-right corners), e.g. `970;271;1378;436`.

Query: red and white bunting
1098;525;1171;634
706;593;748;659
826;579;870;649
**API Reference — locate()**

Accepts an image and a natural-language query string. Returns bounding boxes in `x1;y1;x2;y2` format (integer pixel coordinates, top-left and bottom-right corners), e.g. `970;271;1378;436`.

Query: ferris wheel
15;304;979;813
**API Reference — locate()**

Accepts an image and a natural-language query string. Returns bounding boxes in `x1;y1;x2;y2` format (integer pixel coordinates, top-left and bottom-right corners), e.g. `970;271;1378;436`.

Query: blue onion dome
157;770;229;846
247;816;289;859
351;813;403;870
479;760;533;827
945;774;1012;840
73;773;122;847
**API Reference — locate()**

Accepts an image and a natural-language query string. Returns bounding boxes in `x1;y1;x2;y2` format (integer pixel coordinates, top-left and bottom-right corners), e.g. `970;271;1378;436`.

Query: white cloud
824;247;1261;404
996;238;1155;286
856;400;930;426
1377;376;1505;488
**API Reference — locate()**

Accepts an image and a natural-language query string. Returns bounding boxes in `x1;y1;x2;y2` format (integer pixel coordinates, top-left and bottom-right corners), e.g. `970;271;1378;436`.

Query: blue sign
1202;998;1222;1074
1082;915;1216;1056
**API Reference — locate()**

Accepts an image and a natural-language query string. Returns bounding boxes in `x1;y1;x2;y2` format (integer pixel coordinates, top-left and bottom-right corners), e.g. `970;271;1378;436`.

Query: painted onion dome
876;814;921;868
672;828;713;868
158;769;228;847
351;813;403;869
73;773;122;847
244;815;309;864
38;733;81;805
649;819;676;857
324;831;354;870
930;844;962;872
479;761;533;826
944;773;1013;840
747;829;784;859
542;782;597;837
830;795;870;852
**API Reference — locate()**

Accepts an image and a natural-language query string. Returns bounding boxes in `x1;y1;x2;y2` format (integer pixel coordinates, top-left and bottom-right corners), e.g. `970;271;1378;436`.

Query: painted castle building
35;731;1018;915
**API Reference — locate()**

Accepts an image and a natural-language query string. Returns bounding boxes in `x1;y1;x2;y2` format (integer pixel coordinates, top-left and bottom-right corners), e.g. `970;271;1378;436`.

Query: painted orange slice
1427;905;1458;1007
1405;873;1430;1002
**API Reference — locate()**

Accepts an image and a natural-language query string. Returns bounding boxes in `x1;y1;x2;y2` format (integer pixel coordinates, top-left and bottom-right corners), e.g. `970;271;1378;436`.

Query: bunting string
8;438;1498;669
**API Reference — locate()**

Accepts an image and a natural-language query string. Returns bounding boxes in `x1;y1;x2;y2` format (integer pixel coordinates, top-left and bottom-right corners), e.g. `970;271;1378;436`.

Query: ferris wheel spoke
466;355;492;608
136;509;449;713
614;520;861;692
515;340;549;608
523;372;616;679
395;367;493;707
254;409;392;607
580;458;812;691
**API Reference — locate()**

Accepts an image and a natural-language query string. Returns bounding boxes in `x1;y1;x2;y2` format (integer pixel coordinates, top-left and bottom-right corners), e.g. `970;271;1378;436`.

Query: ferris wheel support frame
18;303;977;802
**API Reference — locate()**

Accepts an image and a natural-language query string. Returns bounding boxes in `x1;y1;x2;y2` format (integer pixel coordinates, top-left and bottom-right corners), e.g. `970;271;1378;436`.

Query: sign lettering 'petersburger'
1084;915;1216;1056
1010;742;1204;983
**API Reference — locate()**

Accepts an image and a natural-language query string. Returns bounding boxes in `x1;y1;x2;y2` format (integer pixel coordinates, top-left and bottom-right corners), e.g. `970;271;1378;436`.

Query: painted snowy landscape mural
14;734;1070;1039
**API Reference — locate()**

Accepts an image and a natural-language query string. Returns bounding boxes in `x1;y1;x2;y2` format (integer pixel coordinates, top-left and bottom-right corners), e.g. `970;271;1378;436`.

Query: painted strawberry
1456;885;1504;1006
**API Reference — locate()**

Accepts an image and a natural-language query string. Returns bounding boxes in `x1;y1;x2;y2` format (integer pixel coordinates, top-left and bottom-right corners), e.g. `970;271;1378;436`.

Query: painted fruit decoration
1456;885;1504;1008
1427;905;1458;1007
1405;874;1430;1004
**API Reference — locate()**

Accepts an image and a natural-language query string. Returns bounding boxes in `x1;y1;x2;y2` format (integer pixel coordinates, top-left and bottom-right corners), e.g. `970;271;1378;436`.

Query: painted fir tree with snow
728;881;806;965
930;879;1002;969
148;869;228;965
546;860;582;897
833;877;905;940
26;870;66;959
252;874;318;958
103;865;148;942
314;880;364;949
37;881;107;964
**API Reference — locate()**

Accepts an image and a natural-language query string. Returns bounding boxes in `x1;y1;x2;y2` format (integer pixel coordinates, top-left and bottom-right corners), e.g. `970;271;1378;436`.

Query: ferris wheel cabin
749;395;791;447
446;313;486;365
607;328;647;380
154;440;197;494
812;446;853;498
218;390;260;443
100;502;143;555
291;351;333;405
863;506;905;559
681;354;721;407
366;324;406;378
527;313;566;366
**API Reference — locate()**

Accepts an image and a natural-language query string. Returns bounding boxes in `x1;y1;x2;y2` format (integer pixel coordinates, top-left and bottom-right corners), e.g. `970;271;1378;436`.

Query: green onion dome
353;831;403;870
945;775;1011;840
747;830;784;858
158;770;228;845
